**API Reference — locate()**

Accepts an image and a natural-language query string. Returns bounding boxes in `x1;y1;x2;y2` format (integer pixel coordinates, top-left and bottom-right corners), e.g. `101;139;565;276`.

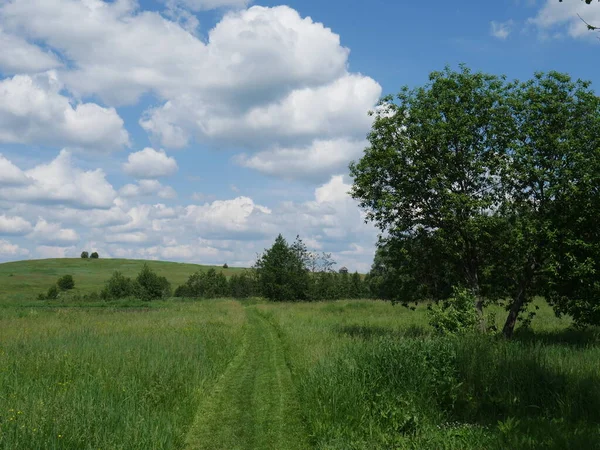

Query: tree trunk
475;295;486;332
502;290;526;339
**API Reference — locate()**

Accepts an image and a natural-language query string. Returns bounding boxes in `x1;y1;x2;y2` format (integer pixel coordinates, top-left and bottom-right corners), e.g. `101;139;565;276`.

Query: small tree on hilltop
81;251;89;259
90;252;99;259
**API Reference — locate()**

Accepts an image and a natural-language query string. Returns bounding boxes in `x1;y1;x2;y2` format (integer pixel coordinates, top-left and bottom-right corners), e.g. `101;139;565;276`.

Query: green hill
0;258;247;303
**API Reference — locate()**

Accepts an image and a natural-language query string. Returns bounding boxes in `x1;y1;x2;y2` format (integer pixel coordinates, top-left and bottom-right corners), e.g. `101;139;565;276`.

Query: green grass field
1;259;599;449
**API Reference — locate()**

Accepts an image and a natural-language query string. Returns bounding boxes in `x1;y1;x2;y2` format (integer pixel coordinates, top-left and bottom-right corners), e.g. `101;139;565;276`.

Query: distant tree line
40;237;371;302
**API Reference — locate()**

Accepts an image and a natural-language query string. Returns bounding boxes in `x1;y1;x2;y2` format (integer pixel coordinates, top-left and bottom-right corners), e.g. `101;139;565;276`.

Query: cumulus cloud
529;0;600;40
35;245;75;258
490;20;514;39
141;73;380;150
0;214;32;235
0;3;348;103
119;179;177;199
0;239;29;257
27;218;79;244
123;148;178;178
0;1;379;180
0;27;61;73
235;139;366;181
0;154;30;185
165;0;249;12
0;150;117;209
0;72;129;151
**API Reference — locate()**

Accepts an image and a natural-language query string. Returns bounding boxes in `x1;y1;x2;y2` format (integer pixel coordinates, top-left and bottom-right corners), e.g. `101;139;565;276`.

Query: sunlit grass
0;301;246;450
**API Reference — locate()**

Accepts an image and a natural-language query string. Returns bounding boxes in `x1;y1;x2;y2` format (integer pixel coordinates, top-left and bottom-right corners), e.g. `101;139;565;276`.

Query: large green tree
351;66;600;337
254;234;310;301
351;65;513;327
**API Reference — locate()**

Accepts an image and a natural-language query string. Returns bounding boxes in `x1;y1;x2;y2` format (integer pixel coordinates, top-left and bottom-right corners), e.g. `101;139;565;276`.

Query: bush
175;269;229;298
81;251;89;259
136;264;171;301
229;272;256;298
46;285;59;300
57;274;75;290
428;288;479;336
90;252;99;259
101;271;138;300
223;263;229;269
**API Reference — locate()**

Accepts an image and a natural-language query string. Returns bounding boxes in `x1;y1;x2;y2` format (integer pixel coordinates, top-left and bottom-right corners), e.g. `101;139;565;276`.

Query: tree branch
578;13;599;31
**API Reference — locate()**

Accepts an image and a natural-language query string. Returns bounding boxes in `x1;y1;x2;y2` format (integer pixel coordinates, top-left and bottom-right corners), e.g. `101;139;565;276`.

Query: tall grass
0;301;245;449
261;300;600;449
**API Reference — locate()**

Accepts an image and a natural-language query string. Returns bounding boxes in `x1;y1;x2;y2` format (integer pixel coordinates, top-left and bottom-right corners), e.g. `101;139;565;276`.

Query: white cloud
119;179;177;199
184;196;272;235
0;154;30;185
0;215;32;235
0;2;377;181
105;231;149;244
27;218;79;245
0;239;29;257
0;3;348;103
235;139;365;181
0;150;117;209
165;0;249;12
529;0;600;40
490;20;514;39
0;27;61;73
123;148;178;178
0;72;129;151
142;74;380;150
36;245;75;259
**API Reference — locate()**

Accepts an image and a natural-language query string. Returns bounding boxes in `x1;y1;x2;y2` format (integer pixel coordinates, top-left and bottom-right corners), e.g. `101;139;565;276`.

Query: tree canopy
351;65;600;337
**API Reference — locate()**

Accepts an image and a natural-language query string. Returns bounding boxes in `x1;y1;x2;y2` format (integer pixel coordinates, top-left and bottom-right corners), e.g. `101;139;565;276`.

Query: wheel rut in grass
184;306;309;450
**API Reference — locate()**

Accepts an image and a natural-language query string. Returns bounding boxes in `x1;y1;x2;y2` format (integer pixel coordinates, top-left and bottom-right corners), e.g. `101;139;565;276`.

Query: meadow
1;259;599;449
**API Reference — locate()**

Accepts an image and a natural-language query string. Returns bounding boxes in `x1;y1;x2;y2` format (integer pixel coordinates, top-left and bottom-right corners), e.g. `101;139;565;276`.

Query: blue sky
0;0;598;271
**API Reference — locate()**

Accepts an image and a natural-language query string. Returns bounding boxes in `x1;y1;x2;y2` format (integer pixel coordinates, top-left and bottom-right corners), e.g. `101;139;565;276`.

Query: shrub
229;272;256;298
46;285;59;300
175;269;229;298
223;263;229;269
81;251;89;259
57;274;75;290
101;271;137;300
136;264;171;301
428;288;479;336
90;252;99;259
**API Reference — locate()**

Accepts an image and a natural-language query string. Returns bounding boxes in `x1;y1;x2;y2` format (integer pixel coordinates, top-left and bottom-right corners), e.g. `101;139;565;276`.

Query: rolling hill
0;258;247;303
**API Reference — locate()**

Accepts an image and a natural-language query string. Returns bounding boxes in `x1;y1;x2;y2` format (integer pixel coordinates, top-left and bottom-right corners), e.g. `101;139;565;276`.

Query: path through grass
185;306;308;450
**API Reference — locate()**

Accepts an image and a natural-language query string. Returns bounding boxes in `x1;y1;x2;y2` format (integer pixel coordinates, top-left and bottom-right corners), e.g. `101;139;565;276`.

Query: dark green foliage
57;274;75;291
254;235;311;301
136;263;171;301
228;272;256;298
46;285;59;300
174;269;229;298
100;271;138;300
80;251;89;259
90;252;99;259
301;333;600;449
428;288;479;335
222;263;228;269
352;65;600;334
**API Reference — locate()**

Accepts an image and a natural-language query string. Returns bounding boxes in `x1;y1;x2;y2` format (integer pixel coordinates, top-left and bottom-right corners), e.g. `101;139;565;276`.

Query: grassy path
184;306;309;450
